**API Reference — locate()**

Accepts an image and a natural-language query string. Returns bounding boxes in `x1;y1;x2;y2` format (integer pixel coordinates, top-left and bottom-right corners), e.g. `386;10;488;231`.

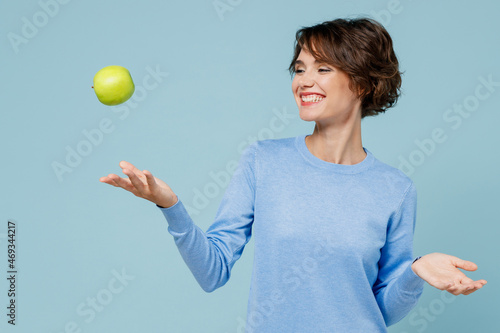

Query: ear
357;83;367;97
348;77;365;98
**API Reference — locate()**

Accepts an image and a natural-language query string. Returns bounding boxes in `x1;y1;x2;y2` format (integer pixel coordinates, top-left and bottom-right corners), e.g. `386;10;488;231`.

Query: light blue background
1;0;498;332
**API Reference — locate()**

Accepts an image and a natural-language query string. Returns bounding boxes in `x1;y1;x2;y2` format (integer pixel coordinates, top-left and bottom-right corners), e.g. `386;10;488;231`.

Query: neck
305;110;366;165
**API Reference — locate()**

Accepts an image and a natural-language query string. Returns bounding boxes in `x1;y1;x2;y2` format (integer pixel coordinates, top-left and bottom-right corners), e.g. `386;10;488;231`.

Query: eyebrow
294;59;321;66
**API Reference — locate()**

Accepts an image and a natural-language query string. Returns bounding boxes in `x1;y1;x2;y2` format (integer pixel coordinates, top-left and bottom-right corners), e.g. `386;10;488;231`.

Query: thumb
455;259;478;271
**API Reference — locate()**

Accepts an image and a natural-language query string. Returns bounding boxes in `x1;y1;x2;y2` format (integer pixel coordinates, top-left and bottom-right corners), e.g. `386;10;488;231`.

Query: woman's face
291;48;362;124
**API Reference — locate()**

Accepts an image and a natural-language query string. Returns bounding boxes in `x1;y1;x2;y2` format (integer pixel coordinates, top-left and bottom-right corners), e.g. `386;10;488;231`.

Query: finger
462;287;478;295
107;175;126;188
454;259;478;271
464;282;485;294
100;176;117;186
447;276;468;292
121;163;148;185
100;174;122;187
446;282;459;291
143;170;157;188
119;161;143;176
473;280;487;288
123;168;146;194
445;281;460;294
460;276;475;285
107;174;135;192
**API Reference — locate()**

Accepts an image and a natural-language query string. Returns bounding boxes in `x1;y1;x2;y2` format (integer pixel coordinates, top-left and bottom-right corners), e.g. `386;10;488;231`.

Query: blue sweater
157;134;425;332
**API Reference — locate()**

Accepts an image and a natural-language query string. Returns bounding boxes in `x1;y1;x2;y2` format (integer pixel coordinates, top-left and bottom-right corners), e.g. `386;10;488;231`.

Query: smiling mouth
301;94;325;103
300;94;325;105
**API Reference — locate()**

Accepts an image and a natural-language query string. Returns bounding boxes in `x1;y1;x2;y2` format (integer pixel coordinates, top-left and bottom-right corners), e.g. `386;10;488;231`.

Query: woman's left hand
411;252;487;295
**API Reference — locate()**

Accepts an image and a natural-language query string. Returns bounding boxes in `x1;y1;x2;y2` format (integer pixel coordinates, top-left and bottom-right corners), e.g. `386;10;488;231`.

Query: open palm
100;160;178;208
412;252;487;296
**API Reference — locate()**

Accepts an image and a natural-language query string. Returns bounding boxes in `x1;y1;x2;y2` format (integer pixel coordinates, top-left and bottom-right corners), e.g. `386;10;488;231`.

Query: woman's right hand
99;160;178;208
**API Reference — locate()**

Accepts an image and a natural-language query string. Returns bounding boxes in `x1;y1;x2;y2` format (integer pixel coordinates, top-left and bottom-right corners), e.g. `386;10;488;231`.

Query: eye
319;68;331;72
293;62;304;73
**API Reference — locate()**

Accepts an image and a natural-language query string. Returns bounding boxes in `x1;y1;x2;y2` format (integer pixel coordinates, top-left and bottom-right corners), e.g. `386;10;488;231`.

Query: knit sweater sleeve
156;142;257;293
372;181;425;326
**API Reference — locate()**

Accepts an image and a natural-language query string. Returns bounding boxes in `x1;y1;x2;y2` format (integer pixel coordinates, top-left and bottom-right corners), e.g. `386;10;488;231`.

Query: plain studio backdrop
0;0;498;332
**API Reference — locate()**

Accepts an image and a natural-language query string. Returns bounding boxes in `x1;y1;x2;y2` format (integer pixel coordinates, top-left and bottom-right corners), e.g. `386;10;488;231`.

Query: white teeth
301;94;325;102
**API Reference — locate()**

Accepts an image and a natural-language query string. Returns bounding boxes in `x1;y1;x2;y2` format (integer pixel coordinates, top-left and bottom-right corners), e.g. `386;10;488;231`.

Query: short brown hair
288;17;403;118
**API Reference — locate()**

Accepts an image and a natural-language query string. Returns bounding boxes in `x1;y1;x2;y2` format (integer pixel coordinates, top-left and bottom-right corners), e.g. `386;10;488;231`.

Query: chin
298;109;318;122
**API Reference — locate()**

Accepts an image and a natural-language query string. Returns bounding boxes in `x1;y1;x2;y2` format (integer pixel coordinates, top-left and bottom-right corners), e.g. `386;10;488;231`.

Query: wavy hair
288;17;403;118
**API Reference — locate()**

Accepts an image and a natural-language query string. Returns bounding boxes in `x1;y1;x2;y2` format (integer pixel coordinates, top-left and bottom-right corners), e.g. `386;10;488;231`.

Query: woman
100;17;487;332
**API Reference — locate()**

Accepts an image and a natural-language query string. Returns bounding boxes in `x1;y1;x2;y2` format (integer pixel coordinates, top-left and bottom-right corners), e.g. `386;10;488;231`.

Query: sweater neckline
295;134;375;174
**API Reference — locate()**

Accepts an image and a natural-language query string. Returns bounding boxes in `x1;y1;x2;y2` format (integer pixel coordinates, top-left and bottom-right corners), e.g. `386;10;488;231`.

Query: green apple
92;65;135;106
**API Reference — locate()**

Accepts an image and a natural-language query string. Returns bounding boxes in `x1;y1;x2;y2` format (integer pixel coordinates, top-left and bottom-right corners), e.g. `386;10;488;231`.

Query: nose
297;71;314;88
